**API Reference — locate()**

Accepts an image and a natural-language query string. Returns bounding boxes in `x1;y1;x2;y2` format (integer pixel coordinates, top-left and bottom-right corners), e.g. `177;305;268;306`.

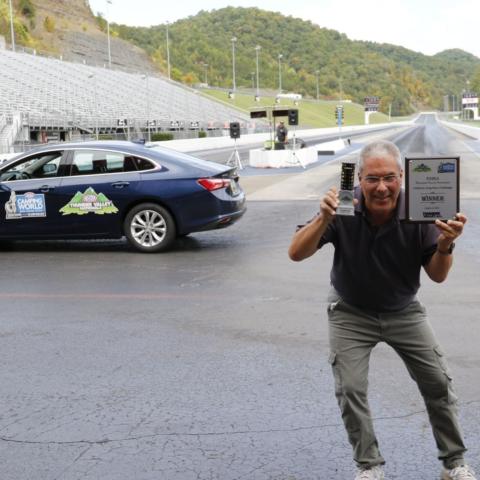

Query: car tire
124;203;176;253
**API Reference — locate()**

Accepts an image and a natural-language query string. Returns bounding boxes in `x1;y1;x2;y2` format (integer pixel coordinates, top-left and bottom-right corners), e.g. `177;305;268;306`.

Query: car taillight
197;178;231;191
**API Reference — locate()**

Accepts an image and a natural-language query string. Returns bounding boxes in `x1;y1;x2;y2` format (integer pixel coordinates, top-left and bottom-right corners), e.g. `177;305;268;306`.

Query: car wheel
124;203;176;253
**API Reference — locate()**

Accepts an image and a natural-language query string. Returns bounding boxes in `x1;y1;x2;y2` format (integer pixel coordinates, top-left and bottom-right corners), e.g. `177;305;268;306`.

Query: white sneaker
442;465;477;480
354;465;385;480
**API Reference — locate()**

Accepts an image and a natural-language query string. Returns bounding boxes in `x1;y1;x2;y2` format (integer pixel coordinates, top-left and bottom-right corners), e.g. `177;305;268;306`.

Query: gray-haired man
288;140;475;480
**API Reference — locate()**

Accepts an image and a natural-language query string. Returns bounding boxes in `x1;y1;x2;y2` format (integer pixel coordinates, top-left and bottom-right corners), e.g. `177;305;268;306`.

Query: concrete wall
440;121;480;140
152;120;414;153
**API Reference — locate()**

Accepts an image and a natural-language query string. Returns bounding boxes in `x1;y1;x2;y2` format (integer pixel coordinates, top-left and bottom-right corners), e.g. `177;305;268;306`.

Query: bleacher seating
0;49;249;137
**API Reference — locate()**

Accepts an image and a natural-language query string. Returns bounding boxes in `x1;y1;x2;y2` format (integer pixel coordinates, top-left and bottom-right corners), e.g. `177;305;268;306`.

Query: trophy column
337;161;356;216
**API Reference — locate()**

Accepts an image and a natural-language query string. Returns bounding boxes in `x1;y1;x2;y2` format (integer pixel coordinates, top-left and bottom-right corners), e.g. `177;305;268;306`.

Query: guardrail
440;120;480;140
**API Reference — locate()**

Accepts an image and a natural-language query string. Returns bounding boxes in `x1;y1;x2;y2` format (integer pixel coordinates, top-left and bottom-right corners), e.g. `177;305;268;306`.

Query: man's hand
320;186;339;221
434;213;467;251
424;213;467;282
320;186;358;221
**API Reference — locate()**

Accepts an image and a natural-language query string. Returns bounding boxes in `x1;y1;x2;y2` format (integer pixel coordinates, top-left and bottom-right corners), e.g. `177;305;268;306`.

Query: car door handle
40;185;54;193
111;181;130;189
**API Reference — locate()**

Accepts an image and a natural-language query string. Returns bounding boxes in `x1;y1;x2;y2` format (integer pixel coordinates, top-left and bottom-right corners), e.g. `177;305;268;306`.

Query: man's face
359;154;403;217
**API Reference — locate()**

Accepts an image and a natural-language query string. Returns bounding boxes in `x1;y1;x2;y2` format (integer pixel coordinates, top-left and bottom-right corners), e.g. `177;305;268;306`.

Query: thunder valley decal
60;187;119;215
5;191;46;219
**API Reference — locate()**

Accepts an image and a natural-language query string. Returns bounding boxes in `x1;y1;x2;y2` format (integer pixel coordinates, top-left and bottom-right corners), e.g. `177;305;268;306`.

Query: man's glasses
361;174;399;185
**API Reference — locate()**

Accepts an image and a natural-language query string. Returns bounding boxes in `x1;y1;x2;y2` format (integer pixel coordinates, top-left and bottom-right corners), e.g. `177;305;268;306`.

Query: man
276;121;288;146
288;140;475;480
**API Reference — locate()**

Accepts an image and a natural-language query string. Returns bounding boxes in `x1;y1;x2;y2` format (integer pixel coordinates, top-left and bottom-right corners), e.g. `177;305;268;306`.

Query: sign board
250;109;267;118
364;96;379;112
405;156;460;223
462;93;478;107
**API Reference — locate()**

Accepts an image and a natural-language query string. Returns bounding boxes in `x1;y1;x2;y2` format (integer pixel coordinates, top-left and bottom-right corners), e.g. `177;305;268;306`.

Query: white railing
0;112;23;154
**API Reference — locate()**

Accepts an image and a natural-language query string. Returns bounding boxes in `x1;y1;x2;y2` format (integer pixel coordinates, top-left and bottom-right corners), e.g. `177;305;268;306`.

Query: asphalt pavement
0;114;479;480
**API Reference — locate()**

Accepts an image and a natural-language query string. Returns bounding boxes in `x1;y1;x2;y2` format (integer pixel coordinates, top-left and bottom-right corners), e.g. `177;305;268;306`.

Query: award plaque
405;156;460;223
337;161;356;216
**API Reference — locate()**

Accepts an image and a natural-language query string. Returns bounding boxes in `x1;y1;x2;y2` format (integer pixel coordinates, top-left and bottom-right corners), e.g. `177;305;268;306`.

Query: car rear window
70;150;155;176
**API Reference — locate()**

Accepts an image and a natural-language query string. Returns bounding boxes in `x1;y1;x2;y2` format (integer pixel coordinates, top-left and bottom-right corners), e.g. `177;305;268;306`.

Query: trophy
337;161;356;216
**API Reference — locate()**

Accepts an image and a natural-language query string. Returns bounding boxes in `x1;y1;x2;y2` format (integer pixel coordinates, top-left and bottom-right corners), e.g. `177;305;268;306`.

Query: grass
201;89;391;128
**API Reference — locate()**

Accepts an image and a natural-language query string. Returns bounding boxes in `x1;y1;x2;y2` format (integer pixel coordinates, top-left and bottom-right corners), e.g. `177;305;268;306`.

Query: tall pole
231;37;237;93
278;54;283;93
106;0;112;68
166;22;171;80
203;63;208;85
315;70;319;101
8;0;15;52
142;75;150;141
255;45;261;98
88;73;98;140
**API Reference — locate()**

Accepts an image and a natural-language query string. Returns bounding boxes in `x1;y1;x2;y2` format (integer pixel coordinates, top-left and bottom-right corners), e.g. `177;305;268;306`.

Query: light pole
142;75;150;141
315;70;319;101
88;73;99;140
255;45;261;99
203;63;208;85
8;0;15;52
277;54;283;93
105;0;112;68
166;22;171;80
231;37;237;93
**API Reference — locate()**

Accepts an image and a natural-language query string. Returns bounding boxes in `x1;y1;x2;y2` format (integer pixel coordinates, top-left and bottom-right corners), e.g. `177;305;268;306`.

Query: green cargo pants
327;290;467;468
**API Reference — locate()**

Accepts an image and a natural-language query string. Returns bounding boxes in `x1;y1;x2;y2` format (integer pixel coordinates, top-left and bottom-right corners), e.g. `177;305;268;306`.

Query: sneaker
442;465;477;480
354;465;385;480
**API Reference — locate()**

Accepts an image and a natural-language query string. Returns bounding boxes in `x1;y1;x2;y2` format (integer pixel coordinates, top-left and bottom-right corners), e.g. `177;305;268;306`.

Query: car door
56;148;141;236
0;149;69;237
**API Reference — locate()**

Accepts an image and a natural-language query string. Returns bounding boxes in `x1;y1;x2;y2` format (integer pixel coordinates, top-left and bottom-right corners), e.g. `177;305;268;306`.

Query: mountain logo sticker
60;187;119;215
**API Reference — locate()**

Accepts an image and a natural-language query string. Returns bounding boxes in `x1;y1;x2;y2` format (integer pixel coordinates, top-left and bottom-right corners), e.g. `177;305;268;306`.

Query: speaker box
288;109;298;126
229;122;241;139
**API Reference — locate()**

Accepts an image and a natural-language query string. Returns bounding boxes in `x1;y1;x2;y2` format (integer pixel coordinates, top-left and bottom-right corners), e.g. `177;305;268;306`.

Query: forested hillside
111;7;480;115
2;2;479;116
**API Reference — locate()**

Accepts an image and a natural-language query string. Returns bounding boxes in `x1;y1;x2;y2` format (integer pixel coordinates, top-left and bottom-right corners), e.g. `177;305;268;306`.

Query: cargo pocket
328;351;343;398
433;345;458;404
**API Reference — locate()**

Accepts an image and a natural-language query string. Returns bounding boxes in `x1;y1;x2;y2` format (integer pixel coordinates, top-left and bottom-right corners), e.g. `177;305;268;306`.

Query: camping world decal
60;187;119;215
5;191;46;219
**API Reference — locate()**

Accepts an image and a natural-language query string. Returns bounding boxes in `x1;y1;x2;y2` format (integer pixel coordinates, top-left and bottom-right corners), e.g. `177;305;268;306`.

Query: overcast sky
88;0;480;59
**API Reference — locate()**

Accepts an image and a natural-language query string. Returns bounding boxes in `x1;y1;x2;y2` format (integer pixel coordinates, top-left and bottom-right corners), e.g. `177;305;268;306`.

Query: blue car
0;141;246;252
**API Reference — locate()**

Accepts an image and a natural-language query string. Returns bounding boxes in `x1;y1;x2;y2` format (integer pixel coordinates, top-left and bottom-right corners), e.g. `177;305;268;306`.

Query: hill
2;3;479;117
201;90;390;128
112;6;480;115
0;0;153;72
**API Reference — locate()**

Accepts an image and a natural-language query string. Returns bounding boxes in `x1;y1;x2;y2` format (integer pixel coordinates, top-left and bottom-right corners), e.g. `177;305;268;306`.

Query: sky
88;0;480;59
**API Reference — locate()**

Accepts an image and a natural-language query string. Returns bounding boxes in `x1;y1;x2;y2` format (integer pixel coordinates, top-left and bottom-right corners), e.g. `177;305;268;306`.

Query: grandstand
0;49;252;153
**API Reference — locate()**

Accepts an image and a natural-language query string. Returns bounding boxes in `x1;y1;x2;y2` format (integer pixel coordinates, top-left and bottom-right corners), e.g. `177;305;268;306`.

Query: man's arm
288;187;338;261
423;213;467;282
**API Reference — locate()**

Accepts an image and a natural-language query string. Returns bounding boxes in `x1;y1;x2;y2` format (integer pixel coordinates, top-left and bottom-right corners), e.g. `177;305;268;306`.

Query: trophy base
337;190;355;216
337;205;355;216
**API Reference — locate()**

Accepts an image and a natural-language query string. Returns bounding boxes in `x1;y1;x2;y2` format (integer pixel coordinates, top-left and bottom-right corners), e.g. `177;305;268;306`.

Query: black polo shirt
317;187;438;312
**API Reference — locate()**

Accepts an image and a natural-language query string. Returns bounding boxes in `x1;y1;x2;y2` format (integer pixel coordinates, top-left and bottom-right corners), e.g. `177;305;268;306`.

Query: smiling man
288;140;475;480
